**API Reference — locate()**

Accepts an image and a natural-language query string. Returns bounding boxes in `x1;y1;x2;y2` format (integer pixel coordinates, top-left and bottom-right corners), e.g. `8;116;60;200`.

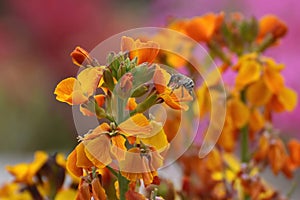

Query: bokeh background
0;0;299;183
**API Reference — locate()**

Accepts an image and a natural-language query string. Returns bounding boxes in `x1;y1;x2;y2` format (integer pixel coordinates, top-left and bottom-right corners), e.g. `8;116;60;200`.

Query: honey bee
167;73;194;97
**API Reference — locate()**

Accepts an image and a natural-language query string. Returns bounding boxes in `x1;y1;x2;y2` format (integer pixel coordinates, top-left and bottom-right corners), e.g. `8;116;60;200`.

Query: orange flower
168;12;224;42
254;133;270;163
218;96;250;152
254;134;289;176
54;67;105;105
268;138;288;175
258;15;287;41
67;114;155;177
70;46;94;67
288;139;300;167
119;147;163;186
66;142;94;177
75;174;107;200
234;54;298;113
153;65;193;111
266;87;298;113
121;36;159;65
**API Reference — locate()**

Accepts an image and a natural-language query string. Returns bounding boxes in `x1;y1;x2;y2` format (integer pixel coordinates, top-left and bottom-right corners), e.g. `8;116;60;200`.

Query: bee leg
181;86;184;98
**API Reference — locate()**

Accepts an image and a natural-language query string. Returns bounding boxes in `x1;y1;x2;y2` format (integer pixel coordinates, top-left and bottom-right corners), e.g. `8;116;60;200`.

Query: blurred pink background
0;0;299;153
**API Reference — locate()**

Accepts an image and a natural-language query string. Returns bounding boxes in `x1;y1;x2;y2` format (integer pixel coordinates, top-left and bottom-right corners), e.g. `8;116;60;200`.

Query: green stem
118;172;129;200
117;97;125;123
240;90;249;163
240;90;250;200
241;125;249;163
106;166;118;177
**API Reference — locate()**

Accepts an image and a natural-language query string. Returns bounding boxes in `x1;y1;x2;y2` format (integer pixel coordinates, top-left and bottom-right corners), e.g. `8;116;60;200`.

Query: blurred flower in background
150;0;300;137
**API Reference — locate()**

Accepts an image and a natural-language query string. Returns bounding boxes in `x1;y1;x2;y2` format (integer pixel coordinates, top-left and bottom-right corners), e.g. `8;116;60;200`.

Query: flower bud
135;94;158;113
258;15;287;40
103;69;115;91
70;46;93;67
117;73;133;98
131;84;149;97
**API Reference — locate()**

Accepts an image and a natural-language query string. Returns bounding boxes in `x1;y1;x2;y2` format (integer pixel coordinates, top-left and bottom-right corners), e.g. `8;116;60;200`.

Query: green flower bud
131;84;149;98
103;69;115;91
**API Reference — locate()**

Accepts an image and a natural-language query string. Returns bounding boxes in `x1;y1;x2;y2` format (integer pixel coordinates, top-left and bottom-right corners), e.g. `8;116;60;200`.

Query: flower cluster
157;12;299;200
1;12;299;200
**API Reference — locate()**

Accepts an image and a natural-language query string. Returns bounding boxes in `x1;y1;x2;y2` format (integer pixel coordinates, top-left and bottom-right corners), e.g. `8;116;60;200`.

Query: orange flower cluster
54;37;192;199
154;13;299;200
1;12;299;200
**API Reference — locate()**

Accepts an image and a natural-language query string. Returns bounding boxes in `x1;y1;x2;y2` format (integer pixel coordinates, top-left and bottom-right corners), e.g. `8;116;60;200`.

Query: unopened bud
131;84;149;97
103;69;115;91
70;46;93;67
135;94;158;113
117;73;133;98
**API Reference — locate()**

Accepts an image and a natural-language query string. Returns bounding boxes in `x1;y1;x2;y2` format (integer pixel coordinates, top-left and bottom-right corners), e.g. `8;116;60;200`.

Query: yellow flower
55;189;77;200
54;66;105;105
121;36;160;65
0;182;32;200
153;65;193;111
6;151;48;185
234;54;298;113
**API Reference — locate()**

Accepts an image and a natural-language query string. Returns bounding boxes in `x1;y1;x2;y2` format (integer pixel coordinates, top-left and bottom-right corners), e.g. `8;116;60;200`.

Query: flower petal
277;87;298;112
153;65;170;94
84;135;112;168
54;78;87;105
77;67;104;97
228;98;249;128
121;36;159;65
111;135;127;161
139;121;169;152
70;46;92;67
235;60;261;89
185;13;224;42
118;114;152;136
246;79;272;106
66;147;83;178
263;67;285;94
